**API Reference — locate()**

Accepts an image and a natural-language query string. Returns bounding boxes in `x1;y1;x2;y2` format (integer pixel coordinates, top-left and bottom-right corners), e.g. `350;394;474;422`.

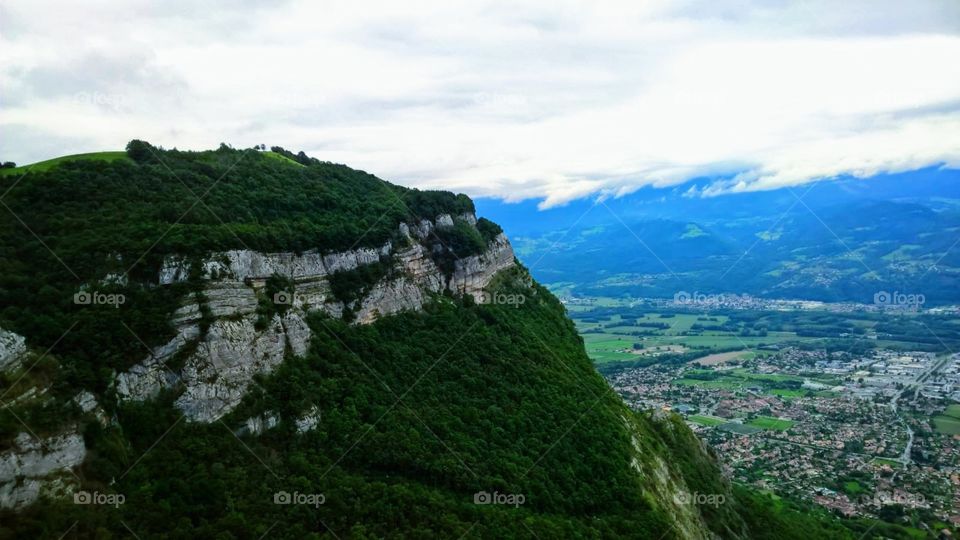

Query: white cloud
1;0;958;206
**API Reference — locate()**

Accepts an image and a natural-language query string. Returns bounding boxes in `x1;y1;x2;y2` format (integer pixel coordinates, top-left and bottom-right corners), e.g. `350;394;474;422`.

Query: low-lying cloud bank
2;0;958;207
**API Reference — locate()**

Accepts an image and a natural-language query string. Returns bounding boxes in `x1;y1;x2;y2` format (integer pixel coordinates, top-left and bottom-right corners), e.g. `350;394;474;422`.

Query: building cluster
606;348;960;523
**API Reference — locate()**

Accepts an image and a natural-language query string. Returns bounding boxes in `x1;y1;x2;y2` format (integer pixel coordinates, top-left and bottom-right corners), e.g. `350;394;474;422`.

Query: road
889;353;953;465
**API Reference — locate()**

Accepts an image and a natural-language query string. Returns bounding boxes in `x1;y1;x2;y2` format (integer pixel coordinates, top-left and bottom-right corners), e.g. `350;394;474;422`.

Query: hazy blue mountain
476;167;960;304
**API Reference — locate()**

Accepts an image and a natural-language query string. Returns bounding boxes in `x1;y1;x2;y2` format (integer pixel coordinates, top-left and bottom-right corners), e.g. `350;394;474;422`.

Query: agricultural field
569;298;960;366
687;415;726;426
748;416;796;431
672;368;838;398
696;351;751;365
932;403;960;435
576;311;786;364
720;422;762;435
768;388;806;398
574;308;814;365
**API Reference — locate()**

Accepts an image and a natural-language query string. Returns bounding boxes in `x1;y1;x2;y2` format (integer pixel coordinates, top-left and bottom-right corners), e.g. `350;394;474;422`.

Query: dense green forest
0;141;474;401
0;145;912;538
3;274;860;538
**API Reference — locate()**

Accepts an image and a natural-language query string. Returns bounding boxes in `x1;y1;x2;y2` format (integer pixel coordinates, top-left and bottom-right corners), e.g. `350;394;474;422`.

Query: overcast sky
2;0;959;207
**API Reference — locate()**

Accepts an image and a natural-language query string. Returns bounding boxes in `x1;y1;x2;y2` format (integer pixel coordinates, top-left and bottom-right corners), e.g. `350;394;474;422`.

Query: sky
2;0;959;207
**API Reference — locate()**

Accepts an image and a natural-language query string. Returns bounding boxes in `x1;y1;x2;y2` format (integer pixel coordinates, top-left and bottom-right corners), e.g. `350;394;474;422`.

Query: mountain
476;167;960;304
0;143;877;538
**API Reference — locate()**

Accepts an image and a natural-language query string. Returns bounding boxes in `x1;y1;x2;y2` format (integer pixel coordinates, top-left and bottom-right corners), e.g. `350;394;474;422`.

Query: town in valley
564;295;960;528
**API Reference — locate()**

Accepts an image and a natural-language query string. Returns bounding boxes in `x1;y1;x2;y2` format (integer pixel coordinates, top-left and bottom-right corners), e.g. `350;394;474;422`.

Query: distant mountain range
476;167;960;305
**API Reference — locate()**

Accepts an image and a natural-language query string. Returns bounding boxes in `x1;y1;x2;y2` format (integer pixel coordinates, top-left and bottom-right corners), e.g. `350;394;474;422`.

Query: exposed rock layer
0;329;93;510
0;432;86;510
116;214;516;423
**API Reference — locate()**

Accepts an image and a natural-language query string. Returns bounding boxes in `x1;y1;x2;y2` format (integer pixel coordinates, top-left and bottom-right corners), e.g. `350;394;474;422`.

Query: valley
568;294;960;532
476;167;960;306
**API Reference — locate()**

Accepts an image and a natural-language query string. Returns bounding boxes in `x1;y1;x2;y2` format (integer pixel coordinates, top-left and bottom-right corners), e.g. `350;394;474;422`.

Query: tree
125;139;153;163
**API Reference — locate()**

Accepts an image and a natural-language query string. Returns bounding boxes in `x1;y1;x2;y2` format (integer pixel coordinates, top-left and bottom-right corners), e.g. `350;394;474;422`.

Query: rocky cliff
0;336;105;510
1;211;515;509
115;213;516;423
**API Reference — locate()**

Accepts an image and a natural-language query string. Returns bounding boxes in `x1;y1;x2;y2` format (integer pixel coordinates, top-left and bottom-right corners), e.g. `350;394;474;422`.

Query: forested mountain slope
0;143;856;538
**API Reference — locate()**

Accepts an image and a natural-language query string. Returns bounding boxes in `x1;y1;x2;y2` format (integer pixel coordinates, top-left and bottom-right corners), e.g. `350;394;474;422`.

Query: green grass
933;415;960;435
672;369;814;396
747;416;795;431
680;224;707;238
262;151;304;167
872;457;903;468
932;403;960;435
674;378;743;390
730;368;803;383
842;481;864;495
573;306;875;366
769;389;806;398
580;334;641;363
0;151;130;174
720;422;762;435
687;415;726;427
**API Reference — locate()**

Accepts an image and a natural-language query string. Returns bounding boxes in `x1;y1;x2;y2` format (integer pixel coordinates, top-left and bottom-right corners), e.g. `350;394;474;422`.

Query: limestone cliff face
0;432;86;509
115;213;516;423
0;330;102;510
0;329;26;373
448;234;515;297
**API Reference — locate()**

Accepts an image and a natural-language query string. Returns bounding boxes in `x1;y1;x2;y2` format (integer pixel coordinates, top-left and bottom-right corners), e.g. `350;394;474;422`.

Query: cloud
1;0;958;206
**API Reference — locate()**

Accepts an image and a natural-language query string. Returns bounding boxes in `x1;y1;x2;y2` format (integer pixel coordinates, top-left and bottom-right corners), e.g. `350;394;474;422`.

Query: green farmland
569;298;959;367
748;416;796;431
933;404;960;435
687;415;727;427
672;368;838;398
